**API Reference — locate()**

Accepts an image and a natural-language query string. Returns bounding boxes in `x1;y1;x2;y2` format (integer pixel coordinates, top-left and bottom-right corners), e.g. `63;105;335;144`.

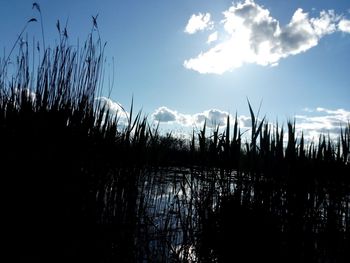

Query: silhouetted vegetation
1;6;349;262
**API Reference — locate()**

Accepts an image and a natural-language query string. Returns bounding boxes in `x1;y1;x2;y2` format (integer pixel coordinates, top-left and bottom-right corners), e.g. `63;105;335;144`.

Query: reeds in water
1;13;349;262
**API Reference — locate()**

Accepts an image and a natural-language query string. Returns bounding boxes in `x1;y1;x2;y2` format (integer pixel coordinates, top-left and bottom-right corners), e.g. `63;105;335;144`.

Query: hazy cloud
184;12;214;34
184;0;349;74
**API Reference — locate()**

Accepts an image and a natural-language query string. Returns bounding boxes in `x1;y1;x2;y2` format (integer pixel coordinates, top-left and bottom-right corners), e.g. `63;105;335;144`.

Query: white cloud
295;107;350;140
338;19;350;33
152;106;177;122
184;0;349;74
93;99;350;143
207;31;218;44
151;106;267;131
194;109;230;127
95;97;129;123
238;115;252;129
310;10;338;36
184;12;214;34
151;105;350;143
152;106;193;126
152;107;231;128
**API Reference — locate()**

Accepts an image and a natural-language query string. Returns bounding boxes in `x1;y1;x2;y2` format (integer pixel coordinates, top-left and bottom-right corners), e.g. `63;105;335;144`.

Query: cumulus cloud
184;12;214;34
194;109;230;127
151;106;267;131
152;107;231;128
152;106;193;126
152;106;177;122
93;99;350;143
207;31;218;44
238;115;253;128
95;97;129;123
295;107;350;140
184;0;349;74
338;19;350;33
151;105;350;143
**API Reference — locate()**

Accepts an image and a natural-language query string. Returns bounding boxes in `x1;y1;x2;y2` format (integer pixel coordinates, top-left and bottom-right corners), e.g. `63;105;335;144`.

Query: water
98;166;350;262
135;166;350;262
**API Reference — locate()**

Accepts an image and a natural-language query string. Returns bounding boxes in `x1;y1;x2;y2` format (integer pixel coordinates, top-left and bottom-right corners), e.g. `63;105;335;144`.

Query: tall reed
1;9;349;262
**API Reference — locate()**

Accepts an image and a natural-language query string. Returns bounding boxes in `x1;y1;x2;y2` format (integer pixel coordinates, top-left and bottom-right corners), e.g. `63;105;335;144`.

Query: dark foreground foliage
1;15;350;263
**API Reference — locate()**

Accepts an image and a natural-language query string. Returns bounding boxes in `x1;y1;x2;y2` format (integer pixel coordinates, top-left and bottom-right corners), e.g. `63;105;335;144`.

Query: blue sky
1;0;350;138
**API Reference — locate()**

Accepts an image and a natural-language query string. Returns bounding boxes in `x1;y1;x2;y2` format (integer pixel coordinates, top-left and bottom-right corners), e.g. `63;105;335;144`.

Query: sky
1;0;350;139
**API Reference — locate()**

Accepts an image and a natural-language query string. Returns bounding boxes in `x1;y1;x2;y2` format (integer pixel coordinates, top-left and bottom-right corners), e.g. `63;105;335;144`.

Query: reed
1;8;349;262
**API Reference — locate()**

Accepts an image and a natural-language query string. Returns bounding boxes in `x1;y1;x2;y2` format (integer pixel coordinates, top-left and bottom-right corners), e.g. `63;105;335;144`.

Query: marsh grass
0;18;144;261
1;9;350;262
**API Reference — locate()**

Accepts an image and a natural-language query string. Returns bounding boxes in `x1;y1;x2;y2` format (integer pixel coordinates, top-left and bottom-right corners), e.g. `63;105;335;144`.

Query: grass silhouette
1;6;350;262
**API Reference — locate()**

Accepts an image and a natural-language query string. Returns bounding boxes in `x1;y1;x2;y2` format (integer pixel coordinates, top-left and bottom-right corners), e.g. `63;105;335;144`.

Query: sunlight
184;0;350;74
2;1;350;262
254;41;279;66
184;24;253;74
